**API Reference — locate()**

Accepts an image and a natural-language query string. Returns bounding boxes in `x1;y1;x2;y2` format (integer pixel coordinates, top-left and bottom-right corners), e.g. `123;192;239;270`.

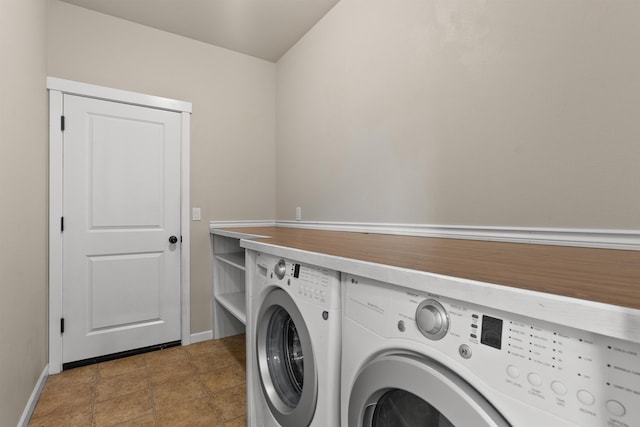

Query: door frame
47;77;192;374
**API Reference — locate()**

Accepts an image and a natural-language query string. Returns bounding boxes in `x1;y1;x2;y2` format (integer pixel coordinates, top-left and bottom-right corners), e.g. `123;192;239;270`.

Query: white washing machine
247;252;341;426
341;273;640;427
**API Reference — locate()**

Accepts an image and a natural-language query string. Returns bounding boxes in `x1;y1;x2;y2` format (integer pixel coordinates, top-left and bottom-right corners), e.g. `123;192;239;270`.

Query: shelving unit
211;232;247;339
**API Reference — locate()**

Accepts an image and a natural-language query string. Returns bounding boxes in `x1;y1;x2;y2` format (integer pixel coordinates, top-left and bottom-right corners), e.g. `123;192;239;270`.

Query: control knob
274;259;286;280
416;299;449;340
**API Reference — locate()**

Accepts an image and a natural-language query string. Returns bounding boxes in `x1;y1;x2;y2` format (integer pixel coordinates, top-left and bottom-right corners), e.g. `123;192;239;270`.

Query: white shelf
215;292;246;325
215;252;245;271
211;233;246;339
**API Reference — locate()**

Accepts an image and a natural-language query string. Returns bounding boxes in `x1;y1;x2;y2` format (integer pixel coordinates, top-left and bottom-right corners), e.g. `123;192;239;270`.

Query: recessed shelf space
215;252;246;271
215;292;246;325
211;232;247;339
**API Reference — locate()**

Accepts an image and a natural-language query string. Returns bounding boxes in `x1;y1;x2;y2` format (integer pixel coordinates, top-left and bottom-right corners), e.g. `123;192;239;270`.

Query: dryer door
349;353;511;427
256;288;317;426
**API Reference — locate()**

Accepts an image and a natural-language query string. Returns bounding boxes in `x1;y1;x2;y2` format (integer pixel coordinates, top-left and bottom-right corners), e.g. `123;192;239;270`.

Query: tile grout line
144;358;161;427
89;370;96;427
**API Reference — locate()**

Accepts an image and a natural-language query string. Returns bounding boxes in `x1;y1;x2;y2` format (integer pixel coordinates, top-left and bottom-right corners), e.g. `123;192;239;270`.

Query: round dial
274;259;286;280
415;299;449;340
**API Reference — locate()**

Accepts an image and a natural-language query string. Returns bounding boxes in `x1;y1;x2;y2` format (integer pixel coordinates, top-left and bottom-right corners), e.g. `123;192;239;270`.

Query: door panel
62;94;181;364
88;252;163;329
90;115;166;228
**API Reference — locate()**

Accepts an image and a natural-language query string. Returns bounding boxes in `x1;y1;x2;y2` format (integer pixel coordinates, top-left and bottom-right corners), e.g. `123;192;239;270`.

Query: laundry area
212;226;640;427
4;1;640;427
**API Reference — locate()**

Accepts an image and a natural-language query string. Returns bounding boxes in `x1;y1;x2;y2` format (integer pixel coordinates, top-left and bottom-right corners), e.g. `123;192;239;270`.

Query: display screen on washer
480;315;503;349
293;263;301;278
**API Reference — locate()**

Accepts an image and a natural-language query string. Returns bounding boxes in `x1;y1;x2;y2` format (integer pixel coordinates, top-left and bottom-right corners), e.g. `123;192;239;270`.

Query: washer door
349;353;511;427
256;288;317;427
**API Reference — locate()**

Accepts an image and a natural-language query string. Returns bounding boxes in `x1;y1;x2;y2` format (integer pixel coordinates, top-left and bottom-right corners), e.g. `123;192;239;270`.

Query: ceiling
59;0;340;62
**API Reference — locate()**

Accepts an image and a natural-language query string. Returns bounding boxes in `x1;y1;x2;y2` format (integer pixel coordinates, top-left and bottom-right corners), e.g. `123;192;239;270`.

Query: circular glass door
350;353;510;427
265;307;304;407
256;288;317;426
370;389;454;426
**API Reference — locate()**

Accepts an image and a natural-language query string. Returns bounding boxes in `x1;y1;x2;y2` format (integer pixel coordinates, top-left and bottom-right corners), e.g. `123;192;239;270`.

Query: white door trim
47;77;192;113
47;77;192;374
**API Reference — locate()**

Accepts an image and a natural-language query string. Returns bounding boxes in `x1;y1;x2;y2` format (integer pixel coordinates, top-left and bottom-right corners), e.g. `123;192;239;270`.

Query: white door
62;94;182;364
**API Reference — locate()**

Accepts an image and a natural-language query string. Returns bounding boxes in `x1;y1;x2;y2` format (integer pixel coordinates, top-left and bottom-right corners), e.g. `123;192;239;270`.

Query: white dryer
341;274;640;427
247;252;341;427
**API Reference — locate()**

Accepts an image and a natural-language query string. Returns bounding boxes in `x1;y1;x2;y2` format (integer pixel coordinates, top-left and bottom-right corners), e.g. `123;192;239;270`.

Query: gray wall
47;0;277;334
276;0;640;229
0;1;48;426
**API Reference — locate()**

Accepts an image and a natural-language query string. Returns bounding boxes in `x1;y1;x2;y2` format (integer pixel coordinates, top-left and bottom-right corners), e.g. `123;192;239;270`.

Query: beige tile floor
29;334;247;427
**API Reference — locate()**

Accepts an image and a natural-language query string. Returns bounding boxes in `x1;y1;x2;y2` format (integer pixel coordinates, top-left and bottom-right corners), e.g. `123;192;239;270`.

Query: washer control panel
258;253;340;310
344;274;640;427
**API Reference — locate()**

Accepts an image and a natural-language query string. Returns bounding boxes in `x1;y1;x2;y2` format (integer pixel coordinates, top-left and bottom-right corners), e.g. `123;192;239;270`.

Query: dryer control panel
258;253;340;310
345;274;640;427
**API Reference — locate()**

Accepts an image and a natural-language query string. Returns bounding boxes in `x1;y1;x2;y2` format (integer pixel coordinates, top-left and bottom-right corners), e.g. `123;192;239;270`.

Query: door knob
169;235;178;244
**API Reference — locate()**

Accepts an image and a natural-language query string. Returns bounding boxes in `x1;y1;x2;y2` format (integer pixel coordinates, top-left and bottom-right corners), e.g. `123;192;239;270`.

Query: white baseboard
18;364;48;427
276;220;640;250
190;330;213;344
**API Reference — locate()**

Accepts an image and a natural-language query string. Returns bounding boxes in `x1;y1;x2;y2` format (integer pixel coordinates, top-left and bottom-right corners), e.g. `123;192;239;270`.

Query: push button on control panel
459;344;472;359
527;372;543;387
606;400;626;417
506;365;520;379
577;389;595;406
550;381;567;396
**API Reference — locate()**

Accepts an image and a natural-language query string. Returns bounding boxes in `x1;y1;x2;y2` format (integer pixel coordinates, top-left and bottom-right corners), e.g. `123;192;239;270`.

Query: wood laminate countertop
212;226;640;342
